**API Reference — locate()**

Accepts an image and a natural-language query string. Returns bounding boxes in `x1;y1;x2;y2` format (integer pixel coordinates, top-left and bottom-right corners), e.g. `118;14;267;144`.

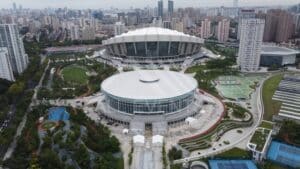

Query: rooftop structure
267;141;300;168
101;70;197;100
261;46;300;55
103;27;203;45
260;46;300;67
209;160;258;169
247;123;273;161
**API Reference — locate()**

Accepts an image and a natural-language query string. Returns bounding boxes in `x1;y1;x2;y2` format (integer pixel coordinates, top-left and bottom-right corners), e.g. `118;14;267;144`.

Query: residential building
217;19;230;42
237;9;256;40
0;24;28;74
163;21;171;29
238;19;265;72
114;22;125;36
200;19;211;39
263;10;294;43
81;26;95;40
69;24;80;40
0;47;15;81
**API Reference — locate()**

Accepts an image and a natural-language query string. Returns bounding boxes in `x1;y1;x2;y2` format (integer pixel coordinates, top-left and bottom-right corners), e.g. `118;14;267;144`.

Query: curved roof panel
103;27;204;45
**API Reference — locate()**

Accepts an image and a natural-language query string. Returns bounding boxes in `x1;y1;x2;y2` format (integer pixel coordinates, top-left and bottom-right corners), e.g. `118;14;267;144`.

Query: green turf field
62;65;88;84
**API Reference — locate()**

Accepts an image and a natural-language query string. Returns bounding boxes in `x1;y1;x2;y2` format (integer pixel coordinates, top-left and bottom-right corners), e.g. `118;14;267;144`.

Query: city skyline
1;0;299;9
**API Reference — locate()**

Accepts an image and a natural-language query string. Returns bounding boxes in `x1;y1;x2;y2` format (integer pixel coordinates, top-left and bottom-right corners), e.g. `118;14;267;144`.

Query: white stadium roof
101;70;198;100
103;27;204;45
261;45;300;56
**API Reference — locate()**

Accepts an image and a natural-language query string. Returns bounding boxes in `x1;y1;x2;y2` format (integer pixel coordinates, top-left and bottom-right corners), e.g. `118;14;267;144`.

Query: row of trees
0;41;48;158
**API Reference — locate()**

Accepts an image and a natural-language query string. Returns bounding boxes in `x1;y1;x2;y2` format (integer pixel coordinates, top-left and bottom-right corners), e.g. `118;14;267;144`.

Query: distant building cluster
0;1;299;73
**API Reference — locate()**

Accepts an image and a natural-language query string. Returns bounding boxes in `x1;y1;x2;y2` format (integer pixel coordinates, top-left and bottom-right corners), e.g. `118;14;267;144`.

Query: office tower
217;19;230;42
168;0;174;16
158;0;163;18
200;19;211;39
238;19;265;72
13;2;17;11
237;9;256;40
0;48;15;81
114;22;125;35
0;24;28;74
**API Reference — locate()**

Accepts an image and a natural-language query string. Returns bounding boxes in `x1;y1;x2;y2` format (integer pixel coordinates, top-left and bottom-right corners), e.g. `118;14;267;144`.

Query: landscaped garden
178;111;253;151
41;121;56;130
226;103;250;119
38;58;117;99
3;105;123;169
213;147;251;159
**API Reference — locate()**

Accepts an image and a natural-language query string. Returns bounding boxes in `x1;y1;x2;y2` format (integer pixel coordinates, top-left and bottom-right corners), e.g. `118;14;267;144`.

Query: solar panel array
272;75;300;120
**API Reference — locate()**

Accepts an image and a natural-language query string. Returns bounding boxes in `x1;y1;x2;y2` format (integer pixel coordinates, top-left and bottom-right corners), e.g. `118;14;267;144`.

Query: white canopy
152;135;164;144
133;135;145;144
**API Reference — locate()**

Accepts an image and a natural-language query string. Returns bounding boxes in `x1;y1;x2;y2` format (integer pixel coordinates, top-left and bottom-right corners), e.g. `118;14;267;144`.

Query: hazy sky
1;0;299;9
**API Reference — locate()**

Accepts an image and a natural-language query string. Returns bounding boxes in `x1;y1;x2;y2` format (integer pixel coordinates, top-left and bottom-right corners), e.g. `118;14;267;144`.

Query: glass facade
111;41;201;58
104;91;195;115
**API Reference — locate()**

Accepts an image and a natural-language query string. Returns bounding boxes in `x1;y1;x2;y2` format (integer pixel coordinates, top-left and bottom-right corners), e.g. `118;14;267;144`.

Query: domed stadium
102;27;204;65
98;70;203;125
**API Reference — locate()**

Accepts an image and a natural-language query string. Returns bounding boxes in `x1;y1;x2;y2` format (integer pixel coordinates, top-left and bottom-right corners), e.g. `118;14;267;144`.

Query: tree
73;144;90;168
39;148;64;169
8;81;25;96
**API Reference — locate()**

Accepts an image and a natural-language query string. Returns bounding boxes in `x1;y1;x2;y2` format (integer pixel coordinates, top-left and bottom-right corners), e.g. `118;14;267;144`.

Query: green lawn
42;121;56;129
185;65;206;73
259;121;273;129
62;65;88;84
262;74;283;120
214;148;251;159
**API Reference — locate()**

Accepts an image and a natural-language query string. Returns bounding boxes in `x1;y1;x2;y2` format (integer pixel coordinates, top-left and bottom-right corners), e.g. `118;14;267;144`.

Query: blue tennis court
209;160;258;169
48;107;70;121
267;141;300;168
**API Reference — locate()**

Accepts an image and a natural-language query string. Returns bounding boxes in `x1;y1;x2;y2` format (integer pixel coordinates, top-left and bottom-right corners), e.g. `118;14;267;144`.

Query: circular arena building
102;27;204;65
98;70;203;129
